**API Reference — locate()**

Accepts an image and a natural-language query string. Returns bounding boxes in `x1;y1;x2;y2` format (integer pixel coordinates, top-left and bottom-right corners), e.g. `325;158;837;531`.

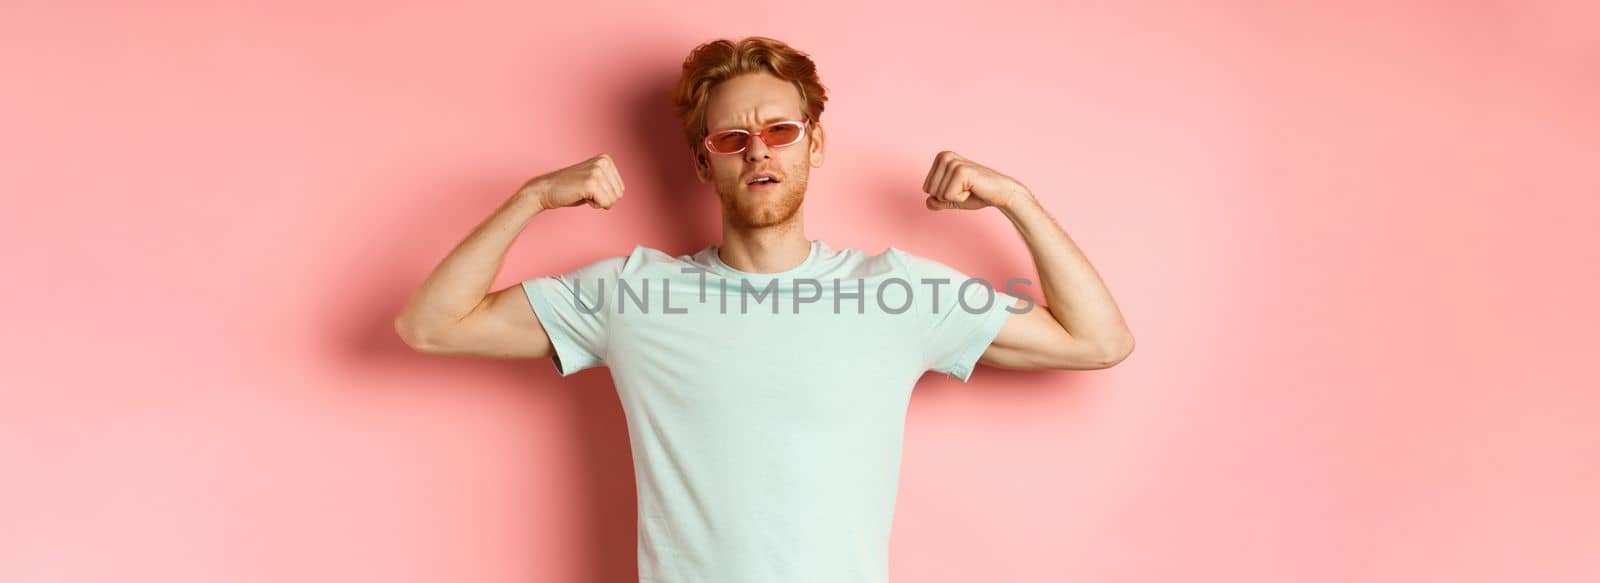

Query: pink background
3;1;1597;581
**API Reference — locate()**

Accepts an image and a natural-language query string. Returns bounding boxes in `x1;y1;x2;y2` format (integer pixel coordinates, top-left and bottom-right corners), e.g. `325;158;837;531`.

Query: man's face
694;72;825;230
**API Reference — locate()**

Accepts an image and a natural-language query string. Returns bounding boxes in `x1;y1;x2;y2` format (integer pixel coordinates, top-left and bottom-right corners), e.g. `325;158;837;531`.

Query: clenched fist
921;150;1032;211
521;153;627;211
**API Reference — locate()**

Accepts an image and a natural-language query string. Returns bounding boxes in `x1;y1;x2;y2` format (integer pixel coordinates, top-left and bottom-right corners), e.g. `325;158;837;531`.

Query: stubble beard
719;170;807;230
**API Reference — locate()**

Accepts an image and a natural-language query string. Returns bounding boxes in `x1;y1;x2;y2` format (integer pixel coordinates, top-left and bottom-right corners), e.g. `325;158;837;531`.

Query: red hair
669;36;829;158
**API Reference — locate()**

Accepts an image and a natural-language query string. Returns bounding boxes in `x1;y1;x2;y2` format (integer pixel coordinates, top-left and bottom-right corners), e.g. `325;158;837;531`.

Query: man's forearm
395;185;547;341
998;193;1133;352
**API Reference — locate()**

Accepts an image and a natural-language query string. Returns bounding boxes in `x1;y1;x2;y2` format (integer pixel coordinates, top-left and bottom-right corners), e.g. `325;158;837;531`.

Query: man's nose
744;135;771;162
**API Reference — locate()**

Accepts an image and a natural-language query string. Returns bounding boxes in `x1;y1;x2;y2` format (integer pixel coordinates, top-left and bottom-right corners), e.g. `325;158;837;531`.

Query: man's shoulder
614;241;931;278
877;244;935;272
539;244;657;280
621;243;714;274
875;245;986;282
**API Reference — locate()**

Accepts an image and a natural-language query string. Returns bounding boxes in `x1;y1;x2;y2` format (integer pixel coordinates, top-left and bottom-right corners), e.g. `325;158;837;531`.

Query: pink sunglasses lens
707;121;804;154
763;122;803;146
708;132;748;154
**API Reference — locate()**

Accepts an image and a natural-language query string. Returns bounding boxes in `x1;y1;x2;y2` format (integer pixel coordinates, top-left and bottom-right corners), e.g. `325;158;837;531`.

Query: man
395;36;1133;583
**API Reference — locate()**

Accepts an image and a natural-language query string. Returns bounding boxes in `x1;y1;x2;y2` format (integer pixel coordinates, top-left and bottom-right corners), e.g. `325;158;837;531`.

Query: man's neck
716;224;811;274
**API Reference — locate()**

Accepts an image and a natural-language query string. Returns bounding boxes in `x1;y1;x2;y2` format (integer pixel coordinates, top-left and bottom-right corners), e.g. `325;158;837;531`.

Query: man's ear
693;151;710;182
809;122;825;168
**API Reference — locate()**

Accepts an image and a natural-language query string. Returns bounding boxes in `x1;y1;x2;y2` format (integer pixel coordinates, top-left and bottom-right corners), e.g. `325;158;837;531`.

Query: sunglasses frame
702;116;812;156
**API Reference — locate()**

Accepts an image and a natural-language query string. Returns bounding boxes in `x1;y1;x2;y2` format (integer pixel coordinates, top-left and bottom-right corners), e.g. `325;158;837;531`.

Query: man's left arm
922;150;1135;370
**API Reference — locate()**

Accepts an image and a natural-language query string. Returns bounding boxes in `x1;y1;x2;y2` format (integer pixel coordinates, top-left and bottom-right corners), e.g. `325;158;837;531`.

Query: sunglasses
702;116;811;155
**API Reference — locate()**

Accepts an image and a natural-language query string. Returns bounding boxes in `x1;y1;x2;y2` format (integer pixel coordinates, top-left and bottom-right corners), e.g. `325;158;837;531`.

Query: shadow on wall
620;64;723;256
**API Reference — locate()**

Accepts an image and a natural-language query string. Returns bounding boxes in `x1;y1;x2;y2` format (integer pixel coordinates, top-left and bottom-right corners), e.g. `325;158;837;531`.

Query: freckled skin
693;72;825;232
716;159;808;229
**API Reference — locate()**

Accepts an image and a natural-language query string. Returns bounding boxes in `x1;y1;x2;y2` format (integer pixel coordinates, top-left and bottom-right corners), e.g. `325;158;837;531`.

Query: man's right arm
401;276;554;359
393;153;625;358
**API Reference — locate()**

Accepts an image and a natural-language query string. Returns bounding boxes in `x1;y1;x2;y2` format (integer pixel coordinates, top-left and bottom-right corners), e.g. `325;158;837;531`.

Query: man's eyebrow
710;114;801;132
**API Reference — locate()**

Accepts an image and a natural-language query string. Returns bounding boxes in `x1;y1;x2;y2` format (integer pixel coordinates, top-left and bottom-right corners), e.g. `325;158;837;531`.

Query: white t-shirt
522;239;1022;583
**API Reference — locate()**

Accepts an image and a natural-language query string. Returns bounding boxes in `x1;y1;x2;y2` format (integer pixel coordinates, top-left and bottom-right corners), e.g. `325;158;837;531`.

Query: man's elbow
1067;335;1134;370
394;316;442;353
1095;335;1135;369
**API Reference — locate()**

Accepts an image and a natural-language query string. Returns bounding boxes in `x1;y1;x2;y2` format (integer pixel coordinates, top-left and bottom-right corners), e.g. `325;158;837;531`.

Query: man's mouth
746;174;782;191
742;170;780;186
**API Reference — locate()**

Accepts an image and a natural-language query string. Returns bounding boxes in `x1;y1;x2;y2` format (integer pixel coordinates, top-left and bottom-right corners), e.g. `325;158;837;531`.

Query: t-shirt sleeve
520;254;628;376
890;248;1021;383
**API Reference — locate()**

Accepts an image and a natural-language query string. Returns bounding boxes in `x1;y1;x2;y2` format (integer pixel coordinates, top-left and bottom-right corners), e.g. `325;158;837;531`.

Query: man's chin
733;198;801;228
717;183;803;227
